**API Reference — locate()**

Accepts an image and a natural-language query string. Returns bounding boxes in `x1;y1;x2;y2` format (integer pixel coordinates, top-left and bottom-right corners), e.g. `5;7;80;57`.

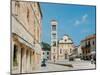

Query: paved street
53;59;96;70
32;62;72;73
32;59;95;73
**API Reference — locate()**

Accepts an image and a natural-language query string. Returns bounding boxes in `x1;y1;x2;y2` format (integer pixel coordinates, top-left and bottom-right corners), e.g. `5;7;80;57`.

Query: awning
18;37;34;50
13;33;41;54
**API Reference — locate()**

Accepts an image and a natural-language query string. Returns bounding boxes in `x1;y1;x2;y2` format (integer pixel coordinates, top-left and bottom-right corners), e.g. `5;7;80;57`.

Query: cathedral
58;35;75;60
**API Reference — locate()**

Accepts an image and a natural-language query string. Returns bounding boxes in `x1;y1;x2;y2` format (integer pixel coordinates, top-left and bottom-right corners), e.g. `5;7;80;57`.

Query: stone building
11;0;42;74
58;35;75;60
77;45;82;58
72;46;78;58
42;49;51;60
41;42;51;61
81;34;96;60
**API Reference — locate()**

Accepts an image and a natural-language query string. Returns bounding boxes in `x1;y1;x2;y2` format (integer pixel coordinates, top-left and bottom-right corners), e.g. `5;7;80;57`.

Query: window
15;1;20;16
27;8;29;22
88;50;90;53
88;41;90;44
47;52;49;55
92;41;94;45
33;51;34;55
60;49;62;54
65;39;67;42
47;57;49;59
52;33;56;39
13;44;18;66
43;52;44;55
86;50;88;54
85;41;87;46
82;50;84;54
53;56;55;59
52;25;56;31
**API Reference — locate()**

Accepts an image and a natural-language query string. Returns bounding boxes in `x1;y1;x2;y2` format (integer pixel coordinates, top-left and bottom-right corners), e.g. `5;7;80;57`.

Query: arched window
13;44;18;66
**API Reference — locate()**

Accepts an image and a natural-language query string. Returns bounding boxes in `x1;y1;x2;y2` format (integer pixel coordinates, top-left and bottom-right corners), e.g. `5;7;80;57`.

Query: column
21;46;26;73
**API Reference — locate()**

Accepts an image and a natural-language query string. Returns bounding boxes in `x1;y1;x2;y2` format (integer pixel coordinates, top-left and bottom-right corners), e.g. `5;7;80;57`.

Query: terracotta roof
81;34;96;42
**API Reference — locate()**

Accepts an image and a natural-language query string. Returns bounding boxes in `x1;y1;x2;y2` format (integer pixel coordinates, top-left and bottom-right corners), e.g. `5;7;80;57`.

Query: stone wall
11;0;42;74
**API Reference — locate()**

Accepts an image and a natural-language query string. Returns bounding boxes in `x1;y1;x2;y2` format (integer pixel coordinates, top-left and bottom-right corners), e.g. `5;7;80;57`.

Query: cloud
82;14;88;23
74;14;88;27
74;20;80;26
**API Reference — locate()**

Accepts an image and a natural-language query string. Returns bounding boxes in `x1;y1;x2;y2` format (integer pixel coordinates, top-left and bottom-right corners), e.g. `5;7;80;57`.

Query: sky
40;2;96;46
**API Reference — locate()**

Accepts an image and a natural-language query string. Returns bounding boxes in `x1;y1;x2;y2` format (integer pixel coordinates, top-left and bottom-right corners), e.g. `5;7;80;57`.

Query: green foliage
41;42;51;51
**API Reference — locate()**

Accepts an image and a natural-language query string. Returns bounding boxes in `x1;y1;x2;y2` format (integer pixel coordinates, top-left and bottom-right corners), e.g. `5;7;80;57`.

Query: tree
41;42;51;51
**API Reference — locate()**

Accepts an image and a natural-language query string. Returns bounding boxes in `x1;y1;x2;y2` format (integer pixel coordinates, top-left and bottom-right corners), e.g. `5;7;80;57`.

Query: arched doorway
13;44;18;66
26;49;30;72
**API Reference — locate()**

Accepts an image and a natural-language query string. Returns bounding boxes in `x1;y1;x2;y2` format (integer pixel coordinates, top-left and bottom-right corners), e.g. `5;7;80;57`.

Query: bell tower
51;20;58;62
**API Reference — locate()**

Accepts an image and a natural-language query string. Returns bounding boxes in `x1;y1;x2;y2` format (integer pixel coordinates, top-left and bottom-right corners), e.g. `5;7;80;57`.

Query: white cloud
74;14;88;27
82;14;88;22
74;20;80;26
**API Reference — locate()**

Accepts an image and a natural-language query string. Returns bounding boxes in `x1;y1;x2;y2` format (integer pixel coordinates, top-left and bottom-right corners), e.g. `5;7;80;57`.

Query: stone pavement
32;62;72;73
49;59;96;70
32;59;95;73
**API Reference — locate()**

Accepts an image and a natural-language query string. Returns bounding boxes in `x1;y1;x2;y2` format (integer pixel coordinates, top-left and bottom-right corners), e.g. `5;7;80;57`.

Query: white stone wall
77;45;82;56
42;50;50;60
